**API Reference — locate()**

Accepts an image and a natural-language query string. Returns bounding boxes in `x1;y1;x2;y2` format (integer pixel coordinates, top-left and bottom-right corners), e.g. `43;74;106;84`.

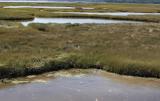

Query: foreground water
0;69;159;101
21;18;142;26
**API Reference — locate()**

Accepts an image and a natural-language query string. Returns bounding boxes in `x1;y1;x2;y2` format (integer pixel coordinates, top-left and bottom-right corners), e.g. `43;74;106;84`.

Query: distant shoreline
0;1;159;4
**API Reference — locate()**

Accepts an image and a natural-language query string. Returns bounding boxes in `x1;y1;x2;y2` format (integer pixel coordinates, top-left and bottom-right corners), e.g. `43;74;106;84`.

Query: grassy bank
37;13;160;23
1;8;160;23
0;23;160;79
0;8;34;20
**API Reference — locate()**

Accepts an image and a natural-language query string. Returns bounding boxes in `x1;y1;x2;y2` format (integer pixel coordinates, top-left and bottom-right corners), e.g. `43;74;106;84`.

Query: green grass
0;23;160;78
0;8;34;20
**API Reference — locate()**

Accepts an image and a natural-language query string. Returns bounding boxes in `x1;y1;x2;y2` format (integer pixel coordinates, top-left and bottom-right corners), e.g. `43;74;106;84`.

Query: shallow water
3;6;93;10
0;69;159;101
4;6;75;9
54;12;160;16
21;17;142;26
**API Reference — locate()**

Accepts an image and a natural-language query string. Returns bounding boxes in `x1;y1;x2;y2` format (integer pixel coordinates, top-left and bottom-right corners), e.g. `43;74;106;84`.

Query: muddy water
21;17;142;26
0;69;159;101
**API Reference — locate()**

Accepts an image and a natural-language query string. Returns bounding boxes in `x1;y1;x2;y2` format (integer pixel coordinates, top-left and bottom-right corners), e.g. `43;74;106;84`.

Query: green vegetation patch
0;23;159;78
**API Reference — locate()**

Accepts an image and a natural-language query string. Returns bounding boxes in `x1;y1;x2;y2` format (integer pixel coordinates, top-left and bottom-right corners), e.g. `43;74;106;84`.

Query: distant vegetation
1;0;160;4
1;3;160;22
78;0;160;4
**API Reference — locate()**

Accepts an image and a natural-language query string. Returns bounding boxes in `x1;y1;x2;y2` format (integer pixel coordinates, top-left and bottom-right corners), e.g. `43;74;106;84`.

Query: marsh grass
0;2;160;78
0;8;34;20
36;12;160;23
0;23;159;78
0;8;160;22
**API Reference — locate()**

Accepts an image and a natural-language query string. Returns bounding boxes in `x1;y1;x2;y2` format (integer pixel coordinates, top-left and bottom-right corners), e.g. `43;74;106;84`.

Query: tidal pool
0;69;159;101
54;12;160;16
21;17;142;26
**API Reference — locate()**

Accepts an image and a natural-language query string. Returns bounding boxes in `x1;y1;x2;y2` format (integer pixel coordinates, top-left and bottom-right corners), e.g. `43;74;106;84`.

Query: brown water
0;69;159;101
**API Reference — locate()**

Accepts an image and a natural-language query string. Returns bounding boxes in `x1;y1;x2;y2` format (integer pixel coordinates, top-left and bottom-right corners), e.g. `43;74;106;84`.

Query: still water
54;12;160;16
0;69;159;101
3;6;94;10
21;17;142;26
